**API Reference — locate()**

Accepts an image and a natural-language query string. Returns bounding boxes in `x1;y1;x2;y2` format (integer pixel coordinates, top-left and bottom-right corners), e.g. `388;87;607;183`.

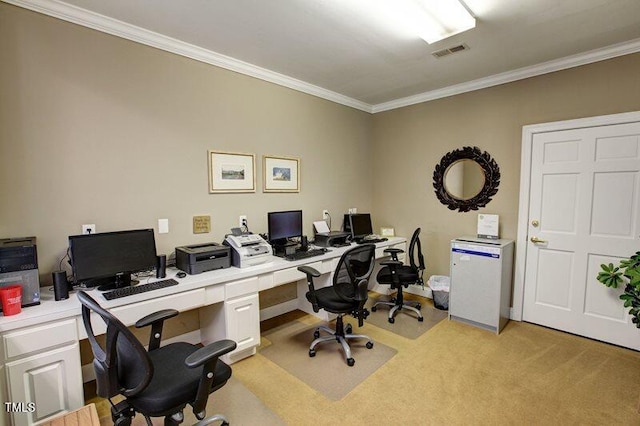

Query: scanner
224;233;273;268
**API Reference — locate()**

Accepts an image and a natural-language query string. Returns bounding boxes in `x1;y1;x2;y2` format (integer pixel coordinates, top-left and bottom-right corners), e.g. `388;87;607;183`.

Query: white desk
0;237;405;426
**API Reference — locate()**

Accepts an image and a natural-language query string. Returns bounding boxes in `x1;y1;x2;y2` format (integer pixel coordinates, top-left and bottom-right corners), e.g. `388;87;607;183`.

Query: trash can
428;275;450;310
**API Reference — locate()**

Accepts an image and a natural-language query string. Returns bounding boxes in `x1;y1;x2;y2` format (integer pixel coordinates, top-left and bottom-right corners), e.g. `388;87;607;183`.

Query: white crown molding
372;37;640;113
5;0;640;115
3;0;373;113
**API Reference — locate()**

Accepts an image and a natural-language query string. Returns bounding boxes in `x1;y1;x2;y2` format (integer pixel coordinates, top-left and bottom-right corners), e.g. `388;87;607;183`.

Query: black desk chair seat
298;244;376;367
371;228;425;323
78;291;236;426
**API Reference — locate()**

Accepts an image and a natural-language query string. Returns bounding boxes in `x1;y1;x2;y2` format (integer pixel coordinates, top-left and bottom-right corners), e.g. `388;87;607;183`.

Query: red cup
0;285;22;316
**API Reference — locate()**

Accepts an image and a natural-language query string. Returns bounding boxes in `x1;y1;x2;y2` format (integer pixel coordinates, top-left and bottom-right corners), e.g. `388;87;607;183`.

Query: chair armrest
384;247;404;261
135;309;179;328
186;339;237;420
135;309;179;351
381;260;403;268
184;339;237;368
297;265;321;277
298;266;321;312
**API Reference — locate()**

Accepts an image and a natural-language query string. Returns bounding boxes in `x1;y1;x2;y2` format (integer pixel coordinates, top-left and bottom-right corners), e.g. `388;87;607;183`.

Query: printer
314;231;351;248
224;233;273;268
175;242;231;275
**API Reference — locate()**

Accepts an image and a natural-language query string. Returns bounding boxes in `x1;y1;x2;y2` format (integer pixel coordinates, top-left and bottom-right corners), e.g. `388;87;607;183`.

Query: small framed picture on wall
208;150;256;193
263;155;300;193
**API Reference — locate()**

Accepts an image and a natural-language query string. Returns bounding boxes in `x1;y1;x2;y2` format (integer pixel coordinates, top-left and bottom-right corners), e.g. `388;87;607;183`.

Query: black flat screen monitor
69;229;157;290
349;213;373;240
268;210;303;246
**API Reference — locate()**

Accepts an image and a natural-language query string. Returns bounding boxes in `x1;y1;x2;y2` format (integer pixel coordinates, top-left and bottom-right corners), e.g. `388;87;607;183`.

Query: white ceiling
9;0;640;112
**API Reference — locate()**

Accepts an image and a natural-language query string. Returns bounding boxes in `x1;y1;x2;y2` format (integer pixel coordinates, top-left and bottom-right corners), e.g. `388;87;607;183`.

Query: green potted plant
597;252;640;328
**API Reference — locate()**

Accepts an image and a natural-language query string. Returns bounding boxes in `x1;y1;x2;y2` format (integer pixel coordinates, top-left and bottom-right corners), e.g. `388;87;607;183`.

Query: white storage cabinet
449;237;514;334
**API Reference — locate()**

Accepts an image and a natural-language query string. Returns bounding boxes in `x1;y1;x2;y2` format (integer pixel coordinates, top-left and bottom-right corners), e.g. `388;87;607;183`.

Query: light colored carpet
233;304;640;425
259;319;397;400
366;295;448;339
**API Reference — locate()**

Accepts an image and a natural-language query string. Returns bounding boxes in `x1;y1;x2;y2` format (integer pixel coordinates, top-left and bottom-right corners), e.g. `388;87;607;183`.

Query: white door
523;121;640;350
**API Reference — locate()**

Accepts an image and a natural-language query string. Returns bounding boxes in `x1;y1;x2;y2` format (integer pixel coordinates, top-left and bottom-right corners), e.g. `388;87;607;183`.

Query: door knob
530;236;547;243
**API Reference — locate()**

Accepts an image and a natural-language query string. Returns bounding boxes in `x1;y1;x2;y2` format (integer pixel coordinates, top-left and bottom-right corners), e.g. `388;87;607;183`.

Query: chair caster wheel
345;324;352;334
366;341;374;349
418;316;424;322
347;358;355;367
390;298;396;303
221;423;229;426
313;330;320;339
416;303;422;310
309;349;316;357
371;306;377;312
388;317;395;324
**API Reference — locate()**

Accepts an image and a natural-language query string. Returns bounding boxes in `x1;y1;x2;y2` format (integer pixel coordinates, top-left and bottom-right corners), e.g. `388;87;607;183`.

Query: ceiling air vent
432;43;470;58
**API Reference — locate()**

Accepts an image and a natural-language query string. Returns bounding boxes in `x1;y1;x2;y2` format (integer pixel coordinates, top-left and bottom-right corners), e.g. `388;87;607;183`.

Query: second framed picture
263;155;300;193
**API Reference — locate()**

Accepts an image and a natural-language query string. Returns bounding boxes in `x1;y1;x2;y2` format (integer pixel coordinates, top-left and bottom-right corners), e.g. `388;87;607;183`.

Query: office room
1;0;640;424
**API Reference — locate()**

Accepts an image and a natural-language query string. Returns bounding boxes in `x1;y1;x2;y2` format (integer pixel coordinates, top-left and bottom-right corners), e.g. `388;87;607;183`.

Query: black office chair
371;228;425;323
77;291;237;426
297;244;376;367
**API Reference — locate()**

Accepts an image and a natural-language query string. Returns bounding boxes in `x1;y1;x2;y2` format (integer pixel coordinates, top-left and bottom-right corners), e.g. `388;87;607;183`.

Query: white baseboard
404;284;433;299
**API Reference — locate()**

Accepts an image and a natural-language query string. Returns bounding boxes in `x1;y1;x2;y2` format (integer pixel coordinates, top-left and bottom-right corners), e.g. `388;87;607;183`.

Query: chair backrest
78;291;153;399
408;228;425;273
334;243;376;287
333;244;376;323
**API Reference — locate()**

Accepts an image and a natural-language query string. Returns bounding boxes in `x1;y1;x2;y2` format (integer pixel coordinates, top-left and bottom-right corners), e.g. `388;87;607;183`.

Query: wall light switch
158;218;169;234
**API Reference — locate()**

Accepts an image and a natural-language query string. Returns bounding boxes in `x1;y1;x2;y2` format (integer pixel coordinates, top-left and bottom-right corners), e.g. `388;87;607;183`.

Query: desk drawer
3;319;77;359
273;261;323;286
79;289;205;339
225;277;259;299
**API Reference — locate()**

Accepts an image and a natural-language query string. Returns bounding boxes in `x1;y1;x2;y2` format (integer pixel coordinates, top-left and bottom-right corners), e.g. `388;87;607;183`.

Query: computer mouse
176;271;187;279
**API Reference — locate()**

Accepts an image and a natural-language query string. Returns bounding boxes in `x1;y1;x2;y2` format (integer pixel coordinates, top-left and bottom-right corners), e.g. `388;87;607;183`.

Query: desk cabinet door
6;344;83;426
225;293;260;354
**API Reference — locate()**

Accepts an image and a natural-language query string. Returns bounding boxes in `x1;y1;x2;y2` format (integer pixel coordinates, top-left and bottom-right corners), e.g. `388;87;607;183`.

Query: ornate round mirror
433;146;500;212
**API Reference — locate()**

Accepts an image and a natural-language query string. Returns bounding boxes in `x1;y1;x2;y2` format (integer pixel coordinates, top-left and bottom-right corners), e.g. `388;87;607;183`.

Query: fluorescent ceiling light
333;0;476;44
414;0;476;43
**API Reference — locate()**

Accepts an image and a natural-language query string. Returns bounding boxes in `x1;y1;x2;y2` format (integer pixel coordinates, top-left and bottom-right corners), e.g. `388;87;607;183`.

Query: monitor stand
272;241;298;257
97;273;135;292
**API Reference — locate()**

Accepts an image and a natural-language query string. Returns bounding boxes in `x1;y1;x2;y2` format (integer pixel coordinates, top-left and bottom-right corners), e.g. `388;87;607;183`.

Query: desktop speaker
300;235;308;251
156;254;167;279
52;270;69;301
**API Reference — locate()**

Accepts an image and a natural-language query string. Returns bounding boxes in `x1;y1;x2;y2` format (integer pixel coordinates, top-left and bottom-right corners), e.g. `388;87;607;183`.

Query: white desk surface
0;237;406;333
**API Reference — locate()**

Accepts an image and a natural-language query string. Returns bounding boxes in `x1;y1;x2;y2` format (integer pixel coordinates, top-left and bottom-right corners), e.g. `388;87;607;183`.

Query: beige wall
3;3;640;288
372;53;640;276
0;4;372;282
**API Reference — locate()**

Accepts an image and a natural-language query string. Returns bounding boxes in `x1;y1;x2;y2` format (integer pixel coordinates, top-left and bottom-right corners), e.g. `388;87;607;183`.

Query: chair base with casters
309;313;374;367
371;287;423;323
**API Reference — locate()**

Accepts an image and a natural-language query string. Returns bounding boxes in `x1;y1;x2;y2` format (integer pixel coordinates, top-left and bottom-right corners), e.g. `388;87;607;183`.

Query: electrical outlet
82;224;96;235
322;210;330;220
348;207;357;214
239;215;247;227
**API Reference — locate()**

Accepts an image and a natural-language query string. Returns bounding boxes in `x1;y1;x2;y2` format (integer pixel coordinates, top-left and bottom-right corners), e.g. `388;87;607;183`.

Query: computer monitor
69;229;157;290
349;213;373;241
343;214;352;233
267;210;303;246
